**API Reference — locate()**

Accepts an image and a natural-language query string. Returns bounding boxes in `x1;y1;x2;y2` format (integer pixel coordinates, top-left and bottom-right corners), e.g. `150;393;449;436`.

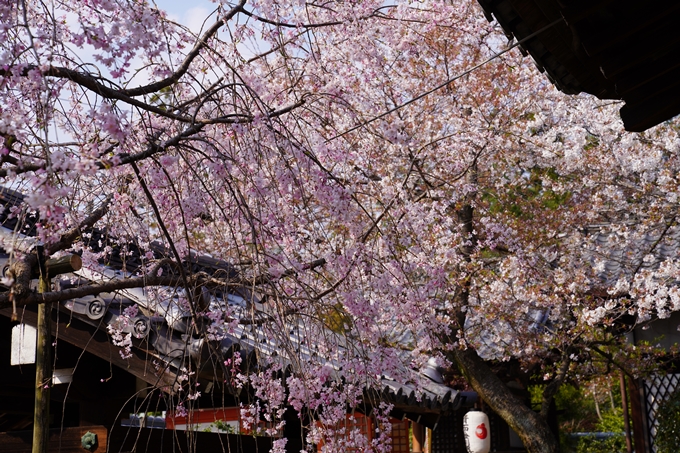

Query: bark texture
450;173;559;453
450;346;559;453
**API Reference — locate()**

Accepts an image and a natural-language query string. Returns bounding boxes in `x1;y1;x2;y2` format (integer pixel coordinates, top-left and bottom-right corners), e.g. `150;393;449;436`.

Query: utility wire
328;17;565;142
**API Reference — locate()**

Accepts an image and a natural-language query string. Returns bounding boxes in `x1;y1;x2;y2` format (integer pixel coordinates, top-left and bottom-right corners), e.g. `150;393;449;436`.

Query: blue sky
153;0;219;33
153;0;265;60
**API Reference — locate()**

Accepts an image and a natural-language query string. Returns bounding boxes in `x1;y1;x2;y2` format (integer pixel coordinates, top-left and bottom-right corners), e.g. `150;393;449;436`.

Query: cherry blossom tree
1;1;679;452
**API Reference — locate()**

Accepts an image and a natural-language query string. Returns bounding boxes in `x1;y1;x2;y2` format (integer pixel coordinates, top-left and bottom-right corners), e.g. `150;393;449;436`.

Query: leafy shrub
655;388;680;453
575;409;626;453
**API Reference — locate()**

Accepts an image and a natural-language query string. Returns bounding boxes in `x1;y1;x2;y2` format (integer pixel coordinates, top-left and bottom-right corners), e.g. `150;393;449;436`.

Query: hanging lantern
463;410;490;453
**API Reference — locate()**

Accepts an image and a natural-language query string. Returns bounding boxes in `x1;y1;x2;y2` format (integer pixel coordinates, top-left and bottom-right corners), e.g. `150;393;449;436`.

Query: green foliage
655;387;680;453
482;166;571;219
148;86;174;111
529;383;598;432
206;419;237;434
583;134;600;151
319;303;353;333
575;409;626;453
555;384;594;428
531;378;629;453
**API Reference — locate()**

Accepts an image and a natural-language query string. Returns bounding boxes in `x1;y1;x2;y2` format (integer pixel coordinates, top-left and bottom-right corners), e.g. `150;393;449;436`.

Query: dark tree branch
239;8;342;28
196;99;306;125
444;155;559;452
0;64;303;124
245;258;327;286
0;65;193;120
632;216;676;276
540;352;571;418
0;1;247;120
0;97;305;178
46;195;113;255
0;273;182;308
111;123;205;168
130;161;191;293
2;256;328;309
238;5;401;29
120;0;246;97
590;345;636;380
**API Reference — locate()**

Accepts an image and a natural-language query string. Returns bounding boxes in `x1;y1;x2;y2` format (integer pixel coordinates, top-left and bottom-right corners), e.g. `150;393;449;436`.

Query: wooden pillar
32;275;52;453
628;377;651;453
412;421;425;453
620;372;633;453
32;252;80;453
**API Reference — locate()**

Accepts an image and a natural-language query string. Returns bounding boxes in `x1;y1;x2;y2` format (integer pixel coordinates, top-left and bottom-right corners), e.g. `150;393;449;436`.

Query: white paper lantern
463;410;490;453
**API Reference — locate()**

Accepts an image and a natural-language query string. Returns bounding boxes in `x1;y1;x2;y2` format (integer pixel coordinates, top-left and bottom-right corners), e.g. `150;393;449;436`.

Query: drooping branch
108;123;202;168
0;1;247;121
237;4;405;30
0;65;194;121
0;96;305;178
0;256;328;309
120;0;247;97
241;258;327;286
238;8;342;29
131;161;192;299
196;99;306;125
0;64;301;124
46;195;113;255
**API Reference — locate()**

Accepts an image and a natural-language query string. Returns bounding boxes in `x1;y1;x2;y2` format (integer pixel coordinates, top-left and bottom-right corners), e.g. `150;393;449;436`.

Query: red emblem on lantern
475;423;488;439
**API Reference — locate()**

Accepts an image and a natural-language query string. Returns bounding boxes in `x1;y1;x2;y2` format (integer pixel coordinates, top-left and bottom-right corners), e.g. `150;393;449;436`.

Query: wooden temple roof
476;0;680;131
0;187;461;428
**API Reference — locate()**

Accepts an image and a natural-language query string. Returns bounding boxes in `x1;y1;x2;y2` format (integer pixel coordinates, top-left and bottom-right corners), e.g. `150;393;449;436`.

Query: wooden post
628;377;651;453
412;421;425;453
620;372;633;453
32;251;81;453
32;273;51;453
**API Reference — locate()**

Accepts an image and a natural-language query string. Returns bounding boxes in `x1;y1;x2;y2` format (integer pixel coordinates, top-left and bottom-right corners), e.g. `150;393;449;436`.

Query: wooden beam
0;307;178;391
108;426;274;453
44;255;82;279
580;2;680;56
598;19;680;79
33;259;52;453
615;48;680;96
620;87;680;132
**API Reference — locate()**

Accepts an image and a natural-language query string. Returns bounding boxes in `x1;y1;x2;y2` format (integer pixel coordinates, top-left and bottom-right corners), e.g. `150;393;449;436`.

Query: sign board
53;368;75;385
11;323;36;365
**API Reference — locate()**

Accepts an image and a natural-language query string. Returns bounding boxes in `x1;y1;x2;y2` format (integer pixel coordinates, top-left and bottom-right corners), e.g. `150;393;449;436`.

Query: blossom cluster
2;0;680;450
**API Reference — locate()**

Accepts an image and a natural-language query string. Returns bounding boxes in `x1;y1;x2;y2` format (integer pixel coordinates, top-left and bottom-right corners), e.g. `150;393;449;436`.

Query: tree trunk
450;346;559;453
449;162;559;453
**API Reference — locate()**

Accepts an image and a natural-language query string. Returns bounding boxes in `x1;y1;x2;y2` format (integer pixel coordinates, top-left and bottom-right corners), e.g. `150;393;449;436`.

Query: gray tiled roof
585;223;680;286
0;187;460;424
